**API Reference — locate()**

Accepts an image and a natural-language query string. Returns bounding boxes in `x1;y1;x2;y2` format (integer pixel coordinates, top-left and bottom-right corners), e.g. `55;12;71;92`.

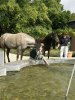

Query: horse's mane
17;33;34;39
43;33;53;43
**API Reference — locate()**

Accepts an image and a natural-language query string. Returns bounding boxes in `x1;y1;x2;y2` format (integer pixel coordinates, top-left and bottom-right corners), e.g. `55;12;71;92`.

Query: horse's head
51;32;59;44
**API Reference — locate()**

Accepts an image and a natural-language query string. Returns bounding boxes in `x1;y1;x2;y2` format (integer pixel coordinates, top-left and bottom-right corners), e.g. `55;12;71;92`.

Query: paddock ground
5;53;75;63
0;63;75;100
0;53;75;100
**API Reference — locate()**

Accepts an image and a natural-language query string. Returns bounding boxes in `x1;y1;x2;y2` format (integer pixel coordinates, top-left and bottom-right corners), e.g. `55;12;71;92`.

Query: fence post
0;48;6;76
0;48;4;65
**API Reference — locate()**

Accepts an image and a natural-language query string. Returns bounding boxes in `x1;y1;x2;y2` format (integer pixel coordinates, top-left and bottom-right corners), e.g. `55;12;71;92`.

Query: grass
0;64;75;100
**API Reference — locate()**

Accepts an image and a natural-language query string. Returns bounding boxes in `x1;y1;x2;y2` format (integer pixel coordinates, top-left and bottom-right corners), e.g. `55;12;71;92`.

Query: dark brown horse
39;32;59;59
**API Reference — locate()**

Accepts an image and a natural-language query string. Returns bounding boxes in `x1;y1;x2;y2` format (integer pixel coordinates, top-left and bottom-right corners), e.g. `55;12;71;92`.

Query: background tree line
0;0;72;37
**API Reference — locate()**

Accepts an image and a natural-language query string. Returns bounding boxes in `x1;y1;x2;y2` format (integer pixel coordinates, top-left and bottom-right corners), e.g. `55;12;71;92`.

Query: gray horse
0;33;35;63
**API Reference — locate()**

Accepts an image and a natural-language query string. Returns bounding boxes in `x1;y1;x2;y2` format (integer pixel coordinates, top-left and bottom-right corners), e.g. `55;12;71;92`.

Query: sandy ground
5;53;30;63
5;53;75;63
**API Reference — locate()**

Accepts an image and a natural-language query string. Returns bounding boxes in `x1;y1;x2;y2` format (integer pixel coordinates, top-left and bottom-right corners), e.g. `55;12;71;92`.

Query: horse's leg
20;49;24;60
17;46;22;60
43;50;45;57
17;48;20;61
7;48;10;62
4;46;6;63
48;50;50;59
42;48;45;56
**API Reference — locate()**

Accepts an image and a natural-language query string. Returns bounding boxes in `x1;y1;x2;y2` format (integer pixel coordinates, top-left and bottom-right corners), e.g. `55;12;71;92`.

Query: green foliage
55;27;73;37
70;13;75;21
0;0;21;33
0;0;72;37
31;25;52;37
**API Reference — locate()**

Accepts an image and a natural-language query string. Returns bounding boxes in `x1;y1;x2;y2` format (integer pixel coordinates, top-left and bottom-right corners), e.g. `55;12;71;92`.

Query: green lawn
0;64;75;100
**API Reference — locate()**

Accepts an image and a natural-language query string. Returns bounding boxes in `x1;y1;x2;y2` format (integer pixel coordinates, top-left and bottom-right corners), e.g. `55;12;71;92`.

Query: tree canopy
0;0;71;37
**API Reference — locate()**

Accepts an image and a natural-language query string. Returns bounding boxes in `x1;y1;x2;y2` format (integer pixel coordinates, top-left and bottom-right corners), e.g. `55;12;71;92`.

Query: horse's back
17;33;35;45
1;33;18;48
1;33;17;41
0;33;13;47
17;33;35;40
1;32;35;49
